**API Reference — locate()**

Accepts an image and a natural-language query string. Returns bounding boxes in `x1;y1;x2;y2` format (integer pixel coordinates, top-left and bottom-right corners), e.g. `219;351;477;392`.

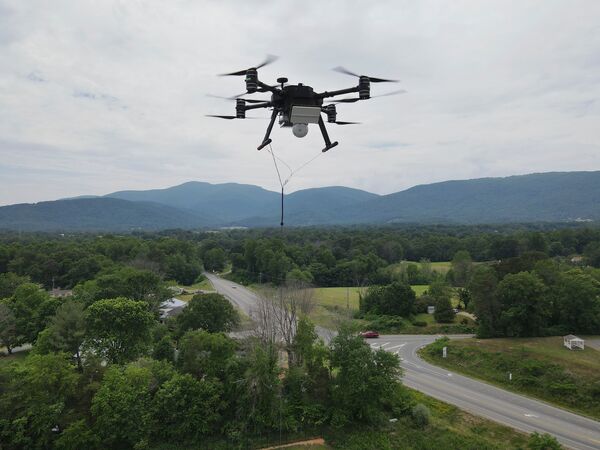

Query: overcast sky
1;0;599;205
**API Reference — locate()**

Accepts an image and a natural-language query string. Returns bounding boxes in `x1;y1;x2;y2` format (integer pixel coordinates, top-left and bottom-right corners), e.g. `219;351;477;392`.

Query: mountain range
1;171;599;231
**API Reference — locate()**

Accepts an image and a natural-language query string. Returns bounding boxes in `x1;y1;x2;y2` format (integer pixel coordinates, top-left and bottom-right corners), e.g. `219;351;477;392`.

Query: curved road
207;274;600;450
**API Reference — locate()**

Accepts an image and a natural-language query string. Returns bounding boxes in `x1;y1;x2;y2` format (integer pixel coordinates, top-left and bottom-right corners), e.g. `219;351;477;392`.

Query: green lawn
421;336;600;419
175;278;215;302
312;285;430;311
324;388;530;449
390;261;452;275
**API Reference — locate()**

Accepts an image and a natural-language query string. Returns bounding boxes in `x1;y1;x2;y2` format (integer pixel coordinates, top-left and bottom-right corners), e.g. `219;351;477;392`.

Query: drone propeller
206;115;263;120
332;66;398;83
206;94;268;104
326;89;407;104
219;55;279;76
332;120;360;125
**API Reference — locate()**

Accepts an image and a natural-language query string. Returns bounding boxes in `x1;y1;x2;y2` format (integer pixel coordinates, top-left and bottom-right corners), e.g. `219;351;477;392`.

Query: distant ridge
0;198;213;232
1;171;599;231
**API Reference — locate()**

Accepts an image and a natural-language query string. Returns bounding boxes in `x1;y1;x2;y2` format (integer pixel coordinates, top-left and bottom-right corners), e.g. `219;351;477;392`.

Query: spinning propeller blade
219;55;279;76
206;115;238;119
333;121;360;125
332;66;398;83
206;94;268;104
326;89;407;104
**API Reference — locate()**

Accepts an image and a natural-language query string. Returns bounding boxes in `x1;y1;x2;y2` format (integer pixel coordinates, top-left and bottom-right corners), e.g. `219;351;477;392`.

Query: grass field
175;278;215;302
421;336;600;419
390;260;452;275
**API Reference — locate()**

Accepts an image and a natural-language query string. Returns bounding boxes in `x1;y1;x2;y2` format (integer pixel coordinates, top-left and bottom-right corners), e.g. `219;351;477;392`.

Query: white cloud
0;0;599;205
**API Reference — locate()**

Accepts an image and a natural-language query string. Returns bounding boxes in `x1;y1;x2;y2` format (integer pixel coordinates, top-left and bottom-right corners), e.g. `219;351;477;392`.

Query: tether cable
267;142;325;229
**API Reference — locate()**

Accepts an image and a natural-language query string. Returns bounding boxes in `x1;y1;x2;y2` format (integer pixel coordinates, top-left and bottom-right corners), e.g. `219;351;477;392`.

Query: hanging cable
267;142;326;229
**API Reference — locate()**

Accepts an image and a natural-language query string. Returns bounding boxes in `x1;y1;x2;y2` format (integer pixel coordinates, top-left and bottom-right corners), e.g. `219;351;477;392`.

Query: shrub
413;321;427;327
527;432;563;449
411;403;430;428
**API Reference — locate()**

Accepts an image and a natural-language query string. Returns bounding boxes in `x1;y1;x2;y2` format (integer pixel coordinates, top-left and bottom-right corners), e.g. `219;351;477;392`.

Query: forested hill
0;171;598;230
0;198;213;232
329;171;600;225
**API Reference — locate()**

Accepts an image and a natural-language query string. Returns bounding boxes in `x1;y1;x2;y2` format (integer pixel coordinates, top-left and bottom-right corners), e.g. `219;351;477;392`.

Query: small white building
563;334;585;350
427;305;435;314
159;298;188;320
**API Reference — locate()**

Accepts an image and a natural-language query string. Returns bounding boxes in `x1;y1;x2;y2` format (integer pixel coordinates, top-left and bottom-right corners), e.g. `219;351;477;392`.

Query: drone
207;56;404;152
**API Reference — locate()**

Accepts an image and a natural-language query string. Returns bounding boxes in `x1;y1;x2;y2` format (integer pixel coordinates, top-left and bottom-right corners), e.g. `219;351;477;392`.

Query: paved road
205;273;336;342
207;274;600;450
372;335;600;450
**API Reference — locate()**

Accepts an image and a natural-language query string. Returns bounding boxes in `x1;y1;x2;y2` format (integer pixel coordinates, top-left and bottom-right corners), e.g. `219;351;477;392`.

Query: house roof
564;334;584;341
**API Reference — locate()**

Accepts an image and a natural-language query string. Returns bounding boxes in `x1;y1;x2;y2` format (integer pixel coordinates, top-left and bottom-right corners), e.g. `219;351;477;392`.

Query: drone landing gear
257;110;279;150
318;117;338;152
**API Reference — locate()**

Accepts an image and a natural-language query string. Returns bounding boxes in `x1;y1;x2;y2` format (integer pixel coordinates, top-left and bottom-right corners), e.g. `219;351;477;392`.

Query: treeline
469;254;600;337
227;225;600;286
0;235;212;288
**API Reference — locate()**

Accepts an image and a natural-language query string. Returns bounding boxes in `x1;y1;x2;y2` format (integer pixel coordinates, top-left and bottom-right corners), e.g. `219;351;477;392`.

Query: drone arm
317;115;338;152
243;102;272;111
316;86;360;99
257;109;279;151
257;81;280;94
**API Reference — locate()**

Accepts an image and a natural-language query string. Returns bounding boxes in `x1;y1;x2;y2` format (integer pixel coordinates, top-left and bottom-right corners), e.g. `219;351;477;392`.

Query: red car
359;330;379;338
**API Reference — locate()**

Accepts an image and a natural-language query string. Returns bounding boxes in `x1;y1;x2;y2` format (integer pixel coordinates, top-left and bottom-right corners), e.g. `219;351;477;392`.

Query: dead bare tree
253;281;315;366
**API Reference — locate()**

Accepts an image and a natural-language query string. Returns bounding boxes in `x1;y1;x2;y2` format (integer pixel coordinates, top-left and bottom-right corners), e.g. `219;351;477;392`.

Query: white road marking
378;342;390;348
386;343;406;350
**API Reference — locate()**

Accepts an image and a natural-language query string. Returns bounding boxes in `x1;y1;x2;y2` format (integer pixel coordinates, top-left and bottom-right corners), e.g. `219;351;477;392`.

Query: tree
496;272;549;337
203;248;226;272
429;280;455;323
164;254;202;285
9;282;59;345
0;302;18;354
329;327;404;425
177;293;239;335
150;373;223;442
0;272;30;298
554;270;600;334
86;297;154;364
256;281;315;363
237;343;282;433
91;364;153;448
469;266;500;337
152;336;175;363
451;250;473;287
0;353;80;450
360;281;416;317
178;330;236;380
36;300;86;369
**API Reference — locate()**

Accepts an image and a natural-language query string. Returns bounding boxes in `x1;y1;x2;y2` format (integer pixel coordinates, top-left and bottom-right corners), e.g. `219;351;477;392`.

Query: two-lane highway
372;335;600;450
208;274;600;450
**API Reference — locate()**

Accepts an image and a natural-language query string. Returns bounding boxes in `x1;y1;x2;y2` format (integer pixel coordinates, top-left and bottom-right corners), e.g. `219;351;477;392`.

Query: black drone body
208;56;403;152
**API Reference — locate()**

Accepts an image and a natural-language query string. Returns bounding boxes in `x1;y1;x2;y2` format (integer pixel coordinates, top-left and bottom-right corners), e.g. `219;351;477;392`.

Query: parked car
359;330;379;338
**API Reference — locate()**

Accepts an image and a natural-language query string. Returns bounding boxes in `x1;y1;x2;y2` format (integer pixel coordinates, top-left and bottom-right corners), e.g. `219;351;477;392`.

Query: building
159;298;188;321
49;288;73;298
563;335;585;350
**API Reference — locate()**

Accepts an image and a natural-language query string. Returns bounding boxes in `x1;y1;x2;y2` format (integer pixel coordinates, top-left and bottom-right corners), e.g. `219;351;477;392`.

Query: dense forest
0;224;598;448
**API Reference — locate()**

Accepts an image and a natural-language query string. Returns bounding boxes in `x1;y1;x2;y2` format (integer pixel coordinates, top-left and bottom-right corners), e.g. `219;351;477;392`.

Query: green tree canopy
496;272;549;337
176;293;239;335
86;297;154;364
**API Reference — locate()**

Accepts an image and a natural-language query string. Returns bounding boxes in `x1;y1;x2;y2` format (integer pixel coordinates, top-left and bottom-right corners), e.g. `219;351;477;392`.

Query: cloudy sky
1;0;599;205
